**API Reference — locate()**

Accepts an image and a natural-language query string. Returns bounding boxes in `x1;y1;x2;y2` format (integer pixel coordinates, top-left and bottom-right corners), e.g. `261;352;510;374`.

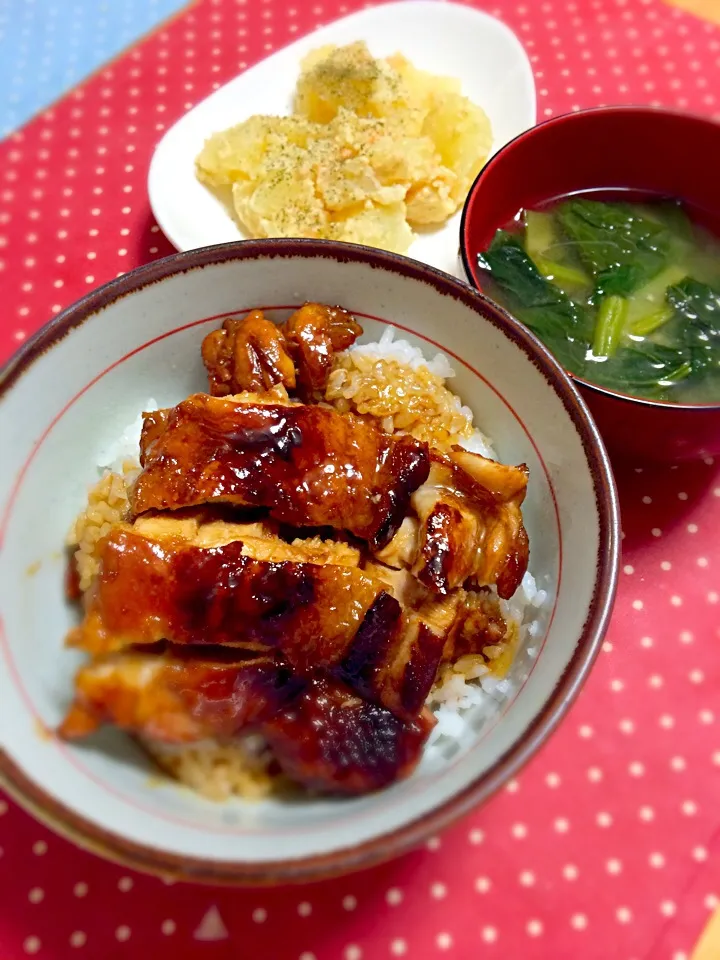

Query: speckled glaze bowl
0;239;619;884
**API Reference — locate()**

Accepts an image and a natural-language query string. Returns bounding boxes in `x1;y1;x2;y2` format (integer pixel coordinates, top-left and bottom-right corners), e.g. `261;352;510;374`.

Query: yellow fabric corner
664;0;720;25
690;906;720;960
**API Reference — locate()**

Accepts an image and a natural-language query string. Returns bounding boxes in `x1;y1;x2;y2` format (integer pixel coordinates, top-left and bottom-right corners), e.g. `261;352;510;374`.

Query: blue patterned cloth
0;0;187;136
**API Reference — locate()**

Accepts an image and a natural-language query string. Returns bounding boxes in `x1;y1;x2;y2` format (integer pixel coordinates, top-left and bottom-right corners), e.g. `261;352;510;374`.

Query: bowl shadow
610;452;718;553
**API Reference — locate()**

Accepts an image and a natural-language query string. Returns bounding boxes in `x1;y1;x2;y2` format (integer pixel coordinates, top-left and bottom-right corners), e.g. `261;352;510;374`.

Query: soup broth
476;191;720;404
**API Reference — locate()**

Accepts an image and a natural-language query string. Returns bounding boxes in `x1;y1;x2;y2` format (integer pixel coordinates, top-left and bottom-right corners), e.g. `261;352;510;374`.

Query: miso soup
476;193;720;404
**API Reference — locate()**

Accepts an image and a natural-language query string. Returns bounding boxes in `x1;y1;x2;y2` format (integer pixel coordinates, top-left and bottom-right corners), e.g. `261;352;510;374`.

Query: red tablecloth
1;1;719;957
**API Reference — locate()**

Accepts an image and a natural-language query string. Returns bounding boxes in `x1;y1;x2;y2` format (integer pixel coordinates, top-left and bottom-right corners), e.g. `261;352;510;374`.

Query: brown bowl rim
459;104;720;414
0;237;620;885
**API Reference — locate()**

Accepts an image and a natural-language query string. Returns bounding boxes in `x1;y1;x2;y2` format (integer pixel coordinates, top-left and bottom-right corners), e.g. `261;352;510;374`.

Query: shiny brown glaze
415;500;468;594
200;303;362;400
60;655;434;795
72;527;385;664
59;652;301;742
201;310;297;397
411;451;529;599
71;527;448;721
283;303;363;400
264;675;435;796
132;394;430;550
338;594;447;721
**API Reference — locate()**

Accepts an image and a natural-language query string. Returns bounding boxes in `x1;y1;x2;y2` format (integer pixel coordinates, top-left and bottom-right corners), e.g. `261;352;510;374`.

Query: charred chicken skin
70;527;385;659
264;675;435;795
60;653;432;795
68;525;451;721
131;393;430;550
59;652;301;742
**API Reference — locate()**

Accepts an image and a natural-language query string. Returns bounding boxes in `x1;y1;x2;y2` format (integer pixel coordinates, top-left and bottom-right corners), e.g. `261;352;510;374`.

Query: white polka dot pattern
1;1;720;959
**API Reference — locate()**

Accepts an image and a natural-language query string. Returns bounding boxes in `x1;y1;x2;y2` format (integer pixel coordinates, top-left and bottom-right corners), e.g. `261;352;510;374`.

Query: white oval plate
148;0;536;277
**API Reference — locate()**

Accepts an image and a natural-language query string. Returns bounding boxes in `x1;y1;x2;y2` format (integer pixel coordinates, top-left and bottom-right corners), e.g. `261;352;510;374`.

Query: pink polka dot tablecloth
1;0;719;957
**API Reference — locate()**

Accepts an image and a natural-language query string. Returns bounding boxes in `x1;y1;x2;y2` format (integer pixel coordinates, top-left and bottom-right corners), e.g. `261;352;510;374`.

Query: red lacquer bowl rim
460;104;720;414
0;238;620;885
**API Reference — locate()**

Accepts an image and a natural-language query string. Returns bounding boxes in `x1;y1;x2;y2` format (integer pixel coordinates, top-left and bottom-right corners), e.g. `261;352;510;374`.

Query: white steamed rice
340;326;498;460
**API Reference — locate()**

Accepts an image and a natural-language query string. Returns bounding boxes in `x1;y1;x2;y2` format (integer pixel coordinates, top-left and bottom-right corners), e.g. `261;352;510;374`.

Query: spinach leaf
590;339;692;398
556;199;671;299
666;277;720;377
589;278;719;399
476;231;591;373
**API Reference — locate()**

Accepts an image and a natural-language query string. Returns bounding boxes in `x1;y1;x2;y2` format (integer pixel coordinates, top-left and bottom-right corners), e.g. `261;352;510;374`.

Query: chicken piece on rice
60;651;434;797
372;447;530;600
201;302;362;400
201;309;297;397
283;301;363;400
131;392;430;551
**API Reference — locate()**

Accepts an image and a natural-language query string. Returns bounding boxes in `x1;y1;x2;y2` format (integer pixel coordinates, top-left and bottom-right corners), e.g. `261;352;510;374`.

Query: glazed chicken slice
442;588;512;662
264;675;435;796
189;517;510;693
69;526;387;661
201;310;297;397
69;525;449;720
366;563;512;665
282;302;363;400
59;651;301;742
450;449;530;502
407;449;529;599
59;654;433;795
201;303;362;400
336;592;447;720
131;393;430;550
133;513;363;567
121;516;514;685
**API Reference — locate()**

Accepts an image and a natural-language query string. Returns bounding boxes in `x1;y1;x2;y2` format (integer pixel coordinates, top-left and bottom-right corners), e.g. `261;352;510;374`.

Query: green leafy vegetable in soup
476;232;591;372
476;196;720;403
556;198;671;299
666;278;720;378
